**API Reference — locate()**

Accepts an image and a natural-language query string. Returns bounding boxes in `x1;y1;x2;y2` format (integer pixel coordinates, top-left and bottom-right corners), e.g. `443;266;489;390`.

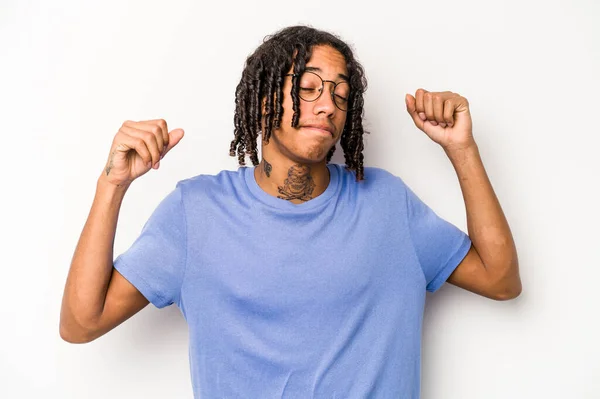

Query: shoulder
344;165;408;193
173;167;248;202
176;167;245;190
363;166;402;182
332;164;410;206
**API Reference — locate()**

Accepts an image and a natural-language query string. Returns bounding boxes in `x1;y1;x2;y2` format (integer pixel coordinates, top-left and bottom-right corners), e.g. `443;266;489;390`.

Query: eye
334;82;350;101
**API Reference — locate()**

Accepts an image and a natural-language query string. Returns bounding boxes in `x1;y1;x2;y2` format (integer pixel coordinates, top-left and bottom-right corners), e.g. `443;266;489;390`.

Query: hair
229;25;368;181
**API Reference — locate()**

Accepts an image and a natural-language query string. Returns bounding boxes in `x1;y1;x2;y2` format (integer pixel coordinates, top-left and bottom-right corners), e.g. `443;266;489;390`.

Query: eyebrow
305;66;350;82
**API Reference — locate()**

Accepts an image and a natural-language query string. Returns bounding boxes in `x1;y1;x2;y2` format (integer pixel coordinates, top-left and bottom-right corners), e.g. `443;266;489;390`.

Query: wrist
96;174;131;199
444;140;479;161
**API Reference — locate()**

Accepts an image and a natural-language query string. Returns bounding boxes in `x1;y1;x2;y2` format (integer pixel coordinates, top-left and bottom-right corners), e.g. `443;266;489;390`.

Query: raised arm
59;119;184;343
405;89;521;300
444;143;521;300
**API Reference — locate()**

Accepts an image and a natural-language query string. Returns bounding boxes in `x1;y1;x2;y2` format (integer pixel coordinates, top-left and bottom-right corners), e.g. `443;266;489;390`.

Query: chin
293;145;332;164
270;129;336;164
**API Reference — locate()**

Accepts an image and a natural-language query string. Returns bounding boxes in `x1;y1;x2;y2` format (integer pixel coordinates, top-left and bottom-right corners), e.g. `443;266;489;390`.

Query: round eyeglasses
286;71;350;112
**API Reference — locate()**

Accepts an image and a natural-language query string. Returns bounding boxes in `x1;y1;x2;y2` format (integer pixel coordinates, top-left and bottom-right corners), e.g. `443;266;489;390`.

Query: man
60;25;521;398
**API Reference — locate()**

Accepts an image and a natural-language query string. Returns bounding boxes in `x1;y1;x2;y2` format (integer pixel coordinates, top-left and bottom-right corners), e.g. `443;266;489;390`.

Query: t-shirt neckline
243;163;340;211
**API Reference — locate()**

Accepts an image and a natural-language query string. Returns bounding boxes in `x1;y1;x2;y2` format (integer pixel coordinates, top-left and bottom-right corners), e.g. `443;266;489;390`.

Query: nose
313;83;337;116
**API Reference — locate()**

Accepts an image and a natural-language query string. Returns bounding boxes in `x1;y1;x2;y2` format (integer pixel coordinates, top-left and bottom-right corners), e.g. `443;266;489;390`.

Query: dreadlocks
229;25;368;181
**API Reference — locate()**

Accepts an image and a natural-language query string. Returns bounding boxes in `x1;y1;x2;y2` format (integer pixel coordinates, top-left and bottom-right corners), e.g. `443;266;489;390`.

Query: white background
1;0;599;398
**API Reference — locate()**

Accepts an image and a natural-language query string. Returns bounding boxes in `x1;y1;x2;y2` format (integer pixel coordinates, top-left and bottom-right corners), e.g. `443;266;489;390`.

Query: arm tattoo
277;164;315;202
263;159;272;178
105;150;116;176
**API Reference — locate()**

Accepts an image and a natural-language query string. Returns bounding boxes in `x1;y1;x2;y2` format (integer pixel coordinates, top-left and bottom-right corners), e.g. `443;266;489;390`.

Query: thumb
405;94;424;130
164;128;185;155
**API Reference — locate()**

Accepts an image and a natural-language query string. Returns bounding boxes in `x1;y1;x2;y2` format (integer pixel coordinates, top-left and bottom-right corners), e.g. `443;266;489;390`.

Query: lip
301;124;334;137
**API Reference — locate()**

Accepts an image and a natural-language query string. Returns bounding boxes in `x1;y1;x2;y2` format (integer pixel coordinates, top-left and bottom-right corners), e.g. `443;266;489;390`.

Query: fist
405;89;474;151
102;119;184;187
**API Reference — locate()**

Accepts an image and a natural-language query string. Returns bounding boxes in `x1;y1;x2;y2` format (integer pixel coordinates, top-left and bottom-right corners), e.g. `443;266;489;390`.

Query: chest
182;203;425;319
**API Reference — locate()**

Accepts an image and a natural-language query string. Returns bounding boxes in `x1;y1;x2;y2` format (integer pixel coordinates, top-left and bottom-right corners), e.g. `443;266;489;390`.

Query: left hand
405;89;475;152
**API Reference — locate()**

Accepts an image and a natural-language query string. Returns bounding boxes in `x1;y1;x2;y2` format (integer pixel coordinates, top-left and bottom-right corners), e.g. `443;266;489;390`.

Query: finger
124;121;165;159
114;132;153;168
145;119;169;154
405;94;425;131
120;125;162;167
415;89;426;121
423;92;435;122
433;95;446;124
163;129;185;157
442;99;455;127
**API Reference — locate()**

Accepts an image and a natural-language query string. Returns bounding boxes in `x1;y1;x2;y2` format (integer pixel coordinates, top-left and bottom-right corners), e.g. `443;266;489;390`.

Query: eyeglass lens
297;71;350;111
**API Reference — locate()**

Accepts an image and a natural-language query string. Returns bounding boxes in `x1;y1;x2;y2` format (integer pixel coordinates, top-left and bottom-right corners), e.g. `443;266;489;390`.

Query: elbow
59;324;95;344
493;286;521;301
59;311;99;344
488;257;521;301
59;320;98;344
491;277;522;301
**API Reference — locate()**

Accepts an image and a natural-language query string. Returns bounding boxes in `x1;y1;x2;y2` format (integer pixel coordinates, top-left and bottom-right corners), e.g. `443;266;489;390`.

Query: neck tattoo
263;159;272;178
277;164;315;202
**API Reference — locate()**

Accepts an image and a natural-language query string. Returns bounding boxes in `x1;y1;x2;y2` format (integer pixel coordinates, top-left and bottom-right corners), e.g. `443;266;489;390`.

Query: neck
254;157;331;204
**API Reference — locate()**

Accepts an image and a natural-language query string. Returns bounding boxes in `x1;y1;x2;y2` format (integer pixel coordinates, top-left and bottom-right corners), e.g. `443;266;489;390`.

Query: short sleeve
405;184;472;293
113;183;187;308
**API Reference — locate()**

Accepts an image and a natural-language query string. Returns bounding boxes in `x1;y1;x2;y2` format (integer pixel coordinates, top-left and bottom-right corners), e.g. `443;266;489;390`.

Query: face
264;45;349;164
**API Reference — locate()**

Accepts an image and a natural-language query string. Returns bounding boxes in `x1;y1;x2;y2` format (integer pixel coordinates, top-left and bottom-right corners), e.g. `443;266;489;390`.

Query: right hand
102;119;184;187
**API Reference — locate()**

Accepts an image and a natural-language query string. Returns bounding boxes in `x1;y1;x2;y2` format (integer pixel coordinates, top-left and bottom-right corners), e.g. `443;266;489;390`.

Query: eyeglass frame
285;71;351;112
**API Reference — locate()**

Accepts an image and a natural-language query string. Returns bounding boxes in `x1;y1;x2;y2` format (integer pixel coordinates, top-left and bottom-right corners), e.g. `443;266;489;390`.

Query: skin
59;44;520;345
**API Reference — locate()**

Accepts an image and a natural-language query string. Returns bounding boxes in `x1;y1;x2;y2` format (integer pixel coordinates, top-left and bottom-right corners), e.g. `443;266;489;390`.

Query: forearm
445;143;520;287
60;174;130;334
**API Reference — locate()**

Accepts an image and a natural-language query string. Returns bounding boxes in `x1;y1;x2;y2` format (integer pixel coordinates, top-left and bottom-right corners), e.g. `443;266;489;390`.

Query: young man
60;26;521;398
